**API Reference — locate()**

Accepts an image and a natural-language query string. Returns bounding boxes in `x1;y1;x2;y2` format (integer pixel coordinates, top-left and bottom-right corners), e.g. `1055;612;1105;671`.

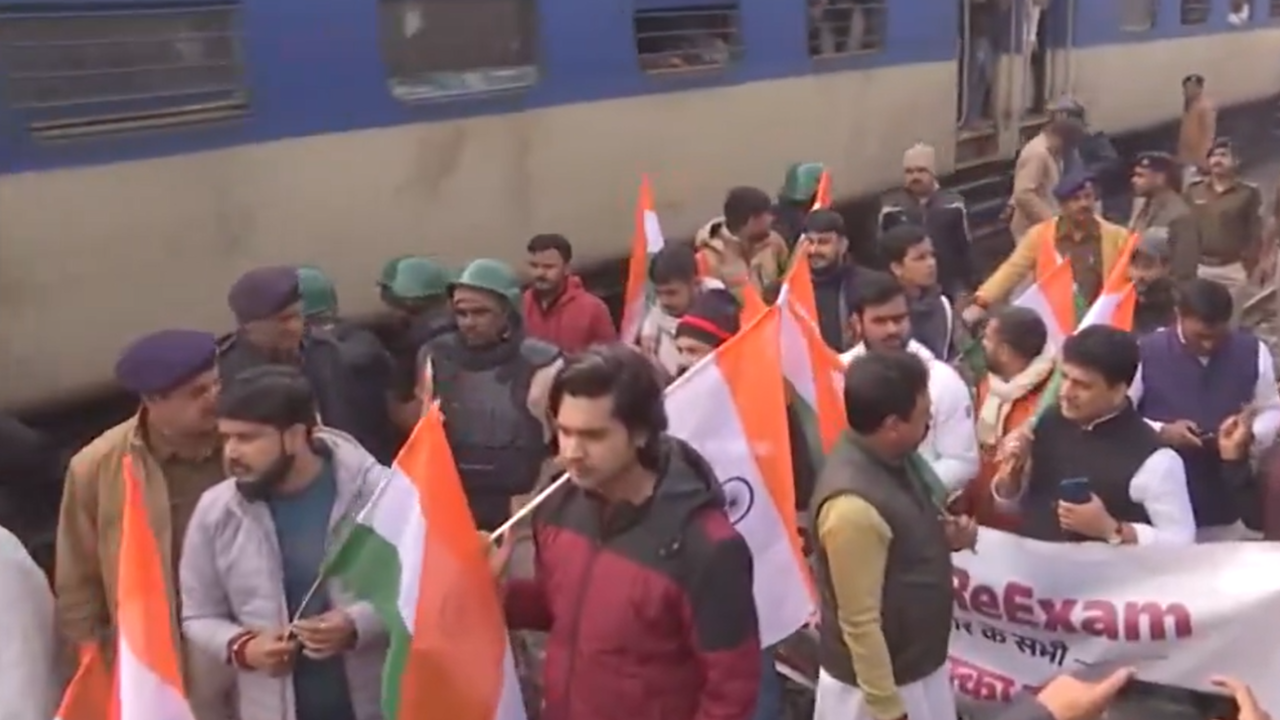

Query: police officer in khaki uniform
1184;138;1263;323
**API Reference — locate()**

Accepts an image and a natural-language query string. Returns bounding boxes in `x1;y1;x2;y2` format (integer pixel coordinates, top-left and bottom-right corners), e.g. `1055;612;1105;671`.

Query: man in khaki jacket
1178;74;1216;185
1128;151;1197;281
1008;119;1075;240
694;185;790;298
965;172;1133;325
55;329;232;720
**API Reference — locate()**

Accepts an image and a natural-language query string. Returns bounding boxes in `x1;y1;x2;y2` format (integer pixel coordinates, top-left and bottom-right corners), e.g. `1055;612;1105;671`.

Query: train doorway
954;0;1001;166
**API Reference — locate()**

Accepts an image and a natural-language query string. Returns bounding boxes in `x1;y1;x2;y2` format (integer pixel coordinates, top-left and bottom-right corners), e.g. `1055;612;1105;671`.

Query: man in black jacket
804;209;864;352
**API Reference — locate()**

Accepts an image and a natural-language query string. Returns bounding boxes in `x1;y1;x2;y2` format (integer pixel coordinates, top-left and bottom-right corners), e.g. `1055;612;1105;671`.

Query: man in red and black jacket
501;343;761;720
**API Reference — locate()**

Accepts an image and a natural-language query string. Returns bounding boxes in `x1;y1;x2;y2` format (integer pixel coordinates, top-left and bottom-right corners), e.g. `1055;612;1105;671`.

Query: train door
1016;0;1075;137
954;0;1001;167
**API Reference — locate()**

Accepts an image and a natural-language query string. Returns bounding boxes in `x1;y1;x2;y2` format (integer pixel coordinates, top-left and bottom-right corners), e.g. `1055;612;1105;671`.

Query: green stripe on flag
327;525;412;719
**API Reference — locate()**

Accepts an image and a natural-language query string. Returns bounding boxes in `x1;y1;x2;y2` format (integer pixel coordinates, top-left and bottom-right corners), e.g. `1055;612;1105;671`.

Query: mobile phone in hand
1058;477;1091;505
1112;678;1239;720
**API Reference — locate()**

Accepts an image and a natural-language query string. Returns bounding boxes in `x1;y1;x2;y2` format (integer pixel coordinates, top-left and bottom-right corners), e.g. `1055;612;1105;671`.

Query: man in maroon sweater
498;344;761;720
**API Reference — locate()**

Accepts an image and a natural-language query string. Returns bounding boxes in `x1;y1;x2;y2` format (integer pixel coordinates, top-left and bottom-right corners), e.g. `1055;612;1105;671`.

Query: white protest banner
949;530;1280;716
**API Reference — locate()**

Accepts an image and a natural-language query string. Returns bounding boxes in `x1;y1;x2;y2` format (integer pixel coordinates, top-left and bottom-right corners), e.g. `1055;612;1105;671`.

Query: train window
1228;0;1252;22
809;0;887;56
0;4;247;140
1272;0;1280;17
379;0;538;101
633;5;741;73
1180;0;1211;24
1119;0;1156;30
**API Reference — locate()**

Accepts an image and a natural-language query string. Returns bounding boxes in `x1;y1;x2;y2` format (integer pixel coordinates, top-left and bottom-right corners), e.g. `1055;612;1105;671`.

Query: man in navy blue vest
991;326;1196;545
1128;278;1280;542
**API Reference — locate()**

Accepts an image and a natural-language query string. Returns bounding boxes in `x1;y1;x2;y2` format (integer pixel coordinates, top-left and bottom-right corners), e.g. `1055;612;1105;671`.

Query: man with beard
418;258;563;531
375;256;456;430
639;244;721;377
877;144;974;302
57;329;232;719
219;266;386;462
965;172;1132;328
841;272;979;494
804;209;863;351
812;350;976;720
497;344;760;720
1128;152;1196;282
694;185;791;297
180;365;387;720
522;233;617;353
1185;138;1263;322
956;306;1056;532
1129;229;1179;335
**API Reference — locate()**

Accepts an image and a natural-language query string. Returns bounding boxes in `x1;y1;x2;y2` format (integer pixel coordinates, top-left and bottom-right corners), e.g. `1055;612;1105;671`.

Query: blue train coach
0;0;1277;408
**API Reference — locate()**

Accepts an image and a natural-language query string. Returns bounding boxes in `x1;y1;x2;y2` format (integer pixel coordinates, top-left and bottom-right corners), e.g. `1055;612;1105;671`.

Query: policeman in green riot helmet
376;256;458;427
775;161;828;247
297;265;340;328
418;258;562;531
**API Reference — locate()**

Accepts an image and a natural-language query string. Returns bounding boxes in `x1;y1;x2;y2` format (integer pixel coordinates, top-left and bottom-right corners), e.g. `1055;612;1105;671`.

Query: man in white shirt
0;526;59;720
1127;278;1280;541
840;271;979;493
992;325;1196;545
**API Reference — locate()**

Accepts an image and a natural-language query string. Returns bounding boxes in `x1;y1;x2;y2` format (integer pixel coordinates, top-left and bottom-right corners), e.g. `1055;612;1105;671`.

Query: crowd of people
0;79;1276;720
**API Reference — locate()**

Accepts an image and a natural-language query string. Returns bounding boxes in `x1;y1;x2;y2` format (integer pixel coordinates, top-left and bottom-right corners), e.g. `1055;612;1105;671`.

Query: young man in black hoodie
804;209;864;352
880;224;956;360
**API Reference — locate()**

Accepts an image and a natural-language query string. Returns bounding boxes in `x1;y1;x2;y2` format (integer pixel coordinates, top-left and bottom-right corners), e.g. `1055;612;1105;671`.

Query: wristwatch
1106;521;1125;546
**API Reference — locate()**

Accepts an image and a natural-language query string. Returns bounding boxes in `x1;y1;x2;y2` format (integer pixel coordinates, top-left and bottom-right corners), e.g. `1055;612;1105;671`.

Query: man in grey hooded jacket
180;366;388;720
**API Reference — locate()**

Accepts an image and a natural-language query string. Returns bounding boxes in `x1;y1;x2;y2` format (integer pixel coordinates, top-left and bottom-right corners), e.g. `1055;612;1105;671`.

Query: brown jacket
55;415;233;719
693;217;790;294
1010;133;1061;239
977;215;1132;306
1178;98;1216;170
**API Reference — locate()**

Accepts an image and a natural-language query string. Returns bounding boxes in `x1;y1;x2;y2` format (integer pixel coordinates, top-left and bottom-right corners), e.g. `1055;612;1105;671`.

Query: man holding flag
500;344;761;720
180;366;388;720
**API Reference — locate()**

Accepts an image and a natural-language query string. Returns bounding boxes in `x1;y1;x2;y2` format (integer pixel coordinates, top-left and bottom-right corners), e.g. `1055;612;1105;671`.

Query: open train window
0;4;247;140
633;4;741;74
808;0;886;56
1120;0;1156;30
1272;0;1280;17
1180;0;1211;24
379;0;538;101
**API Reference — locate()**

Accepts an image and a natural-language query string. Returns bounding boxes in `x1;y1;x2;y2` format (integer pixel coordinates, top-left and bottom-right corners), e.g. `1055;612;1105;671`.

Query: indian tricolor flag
619;174;667;342
665;305;814;645
116;455;198;720
328;403;527;720
776;245;845;460
1077;232;1140;331
811;170;832;211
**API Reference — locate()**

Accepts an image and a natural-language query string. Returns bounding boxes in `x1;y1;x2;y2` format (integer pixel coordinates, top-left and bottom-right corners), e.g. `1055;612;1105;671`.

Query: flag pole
488;472;572;543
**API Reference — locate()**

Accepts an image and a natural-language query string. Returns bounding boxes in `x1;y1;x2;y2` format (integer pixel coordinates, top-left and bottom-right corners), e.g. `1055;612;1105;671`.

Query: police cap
114;329;218;396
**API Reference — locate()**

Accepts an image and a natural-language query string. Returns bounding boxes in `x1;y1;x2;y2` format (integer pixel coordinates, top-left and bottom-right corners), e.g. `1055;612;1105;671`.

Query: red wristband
228;631;256;669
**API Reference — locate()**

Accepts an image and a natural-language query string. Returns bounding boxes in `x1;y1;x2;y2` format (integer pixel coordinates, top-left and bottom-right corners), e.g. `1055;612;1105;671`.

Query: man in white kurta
0;526;59;720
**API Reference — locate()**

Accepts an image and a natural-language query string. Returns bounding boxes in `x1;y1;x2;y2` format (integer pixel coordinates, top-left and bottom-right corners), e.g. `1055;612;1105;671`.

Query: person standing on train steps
991;326;1197;546
1185;139;1264;322
522;233;617;354
695;186;791;298
220;266;393;466
1128;229;1180;335
376;256;457;431
180;366;387;720
1178;74;1216;186
297;266;402;464
811;350;973;720
1128;279;1280;542
1005;118;1074;241
879;224;956;361
840;272;980;494
639;244;724;378
805;209;866;352
774;162;828;247
964;172;1132;327
56;329;234;720
495;344;761;720
878;143;974;303
1128;152;1197;282
417;259;563;531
